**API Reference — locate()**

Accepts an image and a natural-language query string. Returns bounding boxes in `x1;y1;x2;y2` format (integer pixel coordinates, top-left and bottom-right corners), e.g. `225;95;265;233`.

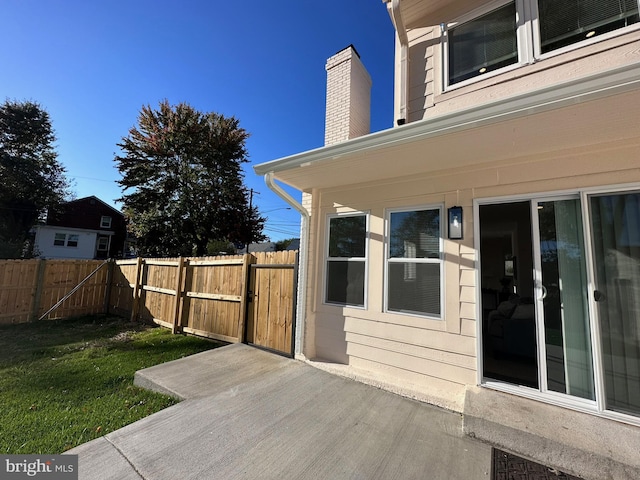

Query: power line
68;174;119;183
263;226;299;236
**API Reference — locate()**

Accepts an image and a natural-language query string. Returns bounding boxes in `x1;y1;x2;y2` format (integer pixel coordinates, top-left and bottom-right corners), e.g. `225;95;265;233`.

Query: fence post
290;251;300;356
30;259;47;322
238;253;255;343
130;257;144;322
172;257;185;334
103;259;115;315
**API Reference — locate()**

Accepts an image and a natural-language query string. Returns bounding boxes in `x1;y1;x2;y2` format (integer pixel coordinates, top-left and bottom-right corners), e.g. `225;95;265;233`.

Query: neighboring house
239;239;300;253
240;242;277;254
285;238;300;251
34;196;127;259
255;2;640;478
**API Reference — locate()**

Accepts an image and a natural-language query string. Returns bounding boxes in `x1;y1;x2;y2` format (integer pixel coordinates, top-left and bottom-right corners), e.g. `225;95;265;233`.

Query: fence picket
172;257;185;334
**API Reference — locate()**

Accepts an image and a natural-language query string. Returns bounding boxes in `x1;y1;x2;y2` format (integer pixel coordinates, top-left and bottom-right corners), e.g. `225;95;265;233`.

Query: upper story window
537;0;639;54
448;2;518;86
445;0;640;88
325;213;368;307
100;216;112;228
385;206;443;318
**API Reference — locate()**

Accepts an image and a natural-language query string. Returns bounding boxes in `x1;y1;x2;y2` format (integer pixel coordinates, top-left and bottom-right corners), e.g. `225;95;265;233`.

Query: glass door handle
594;290;606;302
540;284;548;300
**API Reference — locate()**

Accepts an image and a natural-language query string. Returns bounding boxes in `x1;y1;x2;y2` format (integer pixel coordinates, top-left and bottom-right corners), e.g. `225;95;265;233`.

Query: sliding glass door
590;192;640;416
534;198;594;400
480;202;537;388
480;196;596;403
481;190;640;419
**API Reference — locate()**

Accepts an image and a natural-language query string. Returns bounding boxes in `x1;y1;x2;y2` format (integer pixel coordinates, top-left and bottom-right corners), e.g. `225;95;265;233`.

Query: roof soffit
389;0;488;28
255;63;640;191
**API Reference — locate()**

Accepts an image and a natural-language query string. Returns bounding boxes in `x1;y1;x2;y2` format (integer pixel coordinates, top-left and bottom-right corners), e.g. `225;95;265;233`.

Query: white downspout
389;0;409;125
264;172;310;359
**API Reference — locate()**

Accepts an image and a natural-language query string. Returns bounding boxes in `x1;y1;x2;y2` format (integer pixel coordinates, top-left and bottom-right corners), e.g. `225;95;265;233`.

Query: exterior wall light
448;206;463;240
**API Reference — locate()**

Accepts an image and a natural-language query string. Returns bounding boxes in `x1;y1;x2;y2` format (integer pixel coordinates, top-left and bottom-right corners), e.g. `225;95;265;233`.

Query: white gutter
264;172;310;359
388;0;409;125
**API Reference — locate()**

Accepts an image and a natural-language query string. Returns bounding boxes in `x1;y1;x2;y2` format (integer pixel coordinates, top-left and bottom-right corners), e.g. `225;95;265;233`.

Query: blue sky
2;0;395;241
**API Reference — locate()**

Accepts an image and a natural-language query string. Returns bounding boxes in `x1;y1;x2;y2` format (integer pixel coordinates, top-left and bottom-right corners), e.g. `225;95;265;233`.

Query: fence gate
245;253;297;357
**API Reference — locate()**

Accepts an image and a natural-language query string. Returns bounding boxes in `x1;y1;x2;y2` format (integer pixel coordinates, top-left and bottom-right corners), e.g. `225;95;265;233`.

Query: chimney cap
332;44;361;59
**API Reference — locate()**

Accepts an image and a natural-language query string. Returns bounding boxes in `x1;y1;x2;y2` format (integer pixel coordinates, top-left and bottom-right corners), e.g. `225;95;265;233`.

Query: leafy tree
115;101;265;257
0;100;70;258
206;239;236;256
275;238;295;251
389;210;440;258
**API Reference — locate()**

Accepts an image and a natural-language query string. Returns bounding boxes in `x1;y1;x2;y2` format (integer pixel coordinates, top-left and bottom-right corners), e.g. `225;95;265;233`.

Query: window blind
448;2;518;85
538;0;639;53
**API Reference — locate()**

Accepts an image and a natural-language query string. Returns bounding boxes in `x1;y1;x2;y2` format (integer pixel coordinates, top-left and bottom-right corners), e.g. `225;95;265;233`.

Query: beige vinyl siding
345;332;476;369
311;177;477;409
405;17;640;122
344;317;473;355
314;311;349;364
346;343;475;385
302;190;320;360
305;132;640;411
406;26;437;123
352;355;468;407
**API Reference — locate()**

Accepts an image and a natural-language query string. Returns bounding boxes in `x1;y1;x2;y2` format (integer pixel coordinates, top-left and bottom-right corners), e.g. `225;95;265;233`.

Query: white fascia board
254;62;640;179
37;225;115;236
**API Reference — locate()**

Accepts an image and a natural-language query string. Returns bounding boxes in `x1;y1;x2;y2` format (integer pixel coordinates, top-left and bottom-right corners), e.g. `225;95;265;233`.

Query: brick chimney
324;45;372;146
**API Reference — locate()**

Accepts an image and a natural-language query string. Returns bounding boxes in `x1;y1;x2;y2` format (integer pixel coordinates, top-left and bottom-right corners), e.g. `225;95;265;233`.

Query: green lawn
0;315;223;454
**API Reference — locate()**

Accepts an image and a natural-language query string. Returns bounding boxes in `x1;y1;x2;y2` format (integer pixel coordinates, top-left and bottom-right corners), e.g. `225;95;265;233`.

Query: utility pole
246;188;258;253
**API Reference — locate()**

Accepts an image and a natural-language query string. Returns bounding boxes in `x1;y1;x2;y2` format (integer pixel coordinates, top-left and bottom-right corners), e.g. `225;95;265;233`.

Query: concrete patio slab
68;344;492;480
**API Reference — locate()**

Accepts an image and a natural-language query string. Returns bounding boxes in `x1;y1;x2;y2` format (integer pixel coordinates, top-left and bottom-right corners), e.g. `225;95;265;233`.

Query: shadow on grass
0;316;143;363
0;314;226;454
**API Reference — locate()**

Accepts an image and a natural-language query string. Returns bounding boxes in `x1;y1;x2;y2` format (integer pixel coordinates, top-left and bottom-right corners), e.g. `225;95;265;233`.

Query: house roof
63;196;123;216
254;62;640;192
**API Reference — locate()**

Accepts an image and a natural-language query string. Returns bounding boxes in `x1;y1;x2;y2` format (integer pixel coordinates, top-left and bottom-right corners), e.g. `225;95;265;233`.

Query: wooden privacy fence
110;251;297;354
246;252;297;354
0;259;110;324
0;252;298;355
118;255;252;344
110;251;298;355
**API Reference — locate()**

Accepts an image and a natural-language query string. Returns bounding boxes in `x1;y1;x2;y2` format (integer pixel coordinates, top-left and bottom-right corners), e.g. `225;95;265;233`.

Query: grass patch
0;315;223;454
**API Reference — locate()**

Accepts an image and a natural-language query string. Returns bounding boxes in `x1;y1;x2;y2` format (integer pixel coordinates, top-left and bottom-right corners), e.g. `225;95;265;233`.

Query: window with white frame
54;233;66;246
54;233;79;247
66;234;79;247
538;0;639;54
97;236;109;251
386;207;443;318
445;0;640;87
100;216;112;228
447;2;518;86
325;214;367;307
